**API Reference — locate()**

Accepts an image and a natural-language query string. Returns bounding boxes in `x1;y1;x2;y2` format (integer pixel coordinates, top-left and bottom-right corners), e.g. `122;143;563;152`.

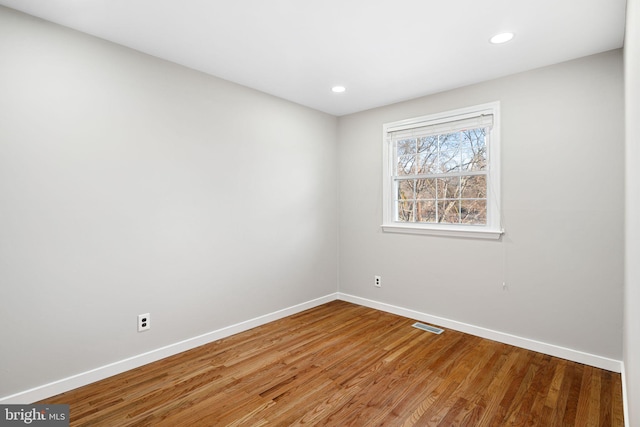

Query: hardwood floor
39;301;624;426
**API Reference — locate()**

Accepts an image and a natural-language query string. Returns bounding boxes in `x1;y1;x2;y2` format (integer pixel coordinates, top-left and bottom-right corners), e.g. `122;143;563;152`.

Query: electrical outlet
138;313;150;332
374;275;381;288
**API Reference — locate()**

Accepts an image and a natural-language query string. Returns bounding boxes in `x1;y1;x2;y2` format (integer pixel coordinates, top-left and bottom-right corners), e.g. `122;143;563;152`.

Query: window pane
417;136;438;154
437;177;460;199
438;150;461;173
438;200;460;224
416;178;437;200
416;200;436;222
416;151;438;174
469;149;487;171
461;199;487;224
397;179;415;200
461;129;487;171
397;201;414;222
460;147;487;171
396;138;416;156
465;128;486;143
460;145;476;171
397;155;416;175
461;175;487;199
439;132;461;151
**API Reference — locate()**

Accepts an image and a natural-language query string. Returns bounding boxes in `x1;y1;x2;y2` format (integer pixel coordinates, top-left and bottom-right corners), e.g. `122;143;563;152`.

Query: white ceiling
0;0;627;116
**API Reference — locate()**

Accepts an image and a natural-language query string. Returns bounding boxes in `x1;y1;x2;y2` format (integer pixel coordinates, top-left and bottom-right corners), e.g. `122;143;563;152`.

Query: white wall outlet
138;313;150;332
374;275;381;288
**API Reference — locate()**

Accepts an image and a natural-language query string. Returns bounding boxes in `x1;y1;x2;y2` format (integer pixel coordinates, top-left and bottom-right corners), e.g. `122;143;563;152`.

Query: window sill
381;223;503;240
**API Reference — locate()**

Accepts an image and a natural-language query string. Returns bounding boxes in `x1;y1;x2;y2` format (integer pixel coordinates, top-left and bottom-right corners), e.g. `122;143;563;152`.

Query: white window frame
382;102;502;239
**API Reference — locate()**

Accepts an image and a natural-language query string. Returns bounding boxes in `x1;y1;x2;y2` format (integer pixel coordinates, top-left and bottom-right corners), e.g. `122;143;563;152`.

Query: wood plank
38;300;624;426
611;372;625;427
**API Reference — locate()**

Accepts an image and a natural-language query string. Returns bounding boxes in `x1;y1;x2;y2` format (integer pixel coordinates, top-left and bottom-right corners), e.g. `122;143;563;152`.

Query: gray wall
338;50;624;360
624;0;640;423
0;7;338;398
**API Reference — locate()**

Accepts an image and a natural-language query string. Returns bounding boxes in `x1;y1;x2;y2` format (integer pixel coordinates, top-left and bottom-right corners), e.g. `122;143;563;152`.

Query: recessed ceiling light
490;32;515;44
332;86;346;93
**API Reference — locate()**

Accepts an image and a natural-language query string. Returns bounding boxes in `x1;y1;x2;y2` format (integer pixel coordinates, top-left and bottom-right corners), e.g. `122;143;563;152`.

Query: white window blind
387;114;494;141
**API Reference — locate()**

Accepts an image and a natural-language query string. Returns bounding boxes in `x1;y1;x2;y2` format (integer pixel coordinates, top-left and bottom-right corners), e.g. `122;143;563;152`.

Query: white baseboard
338;293;623;373
0;293;338;404
621;362;629;427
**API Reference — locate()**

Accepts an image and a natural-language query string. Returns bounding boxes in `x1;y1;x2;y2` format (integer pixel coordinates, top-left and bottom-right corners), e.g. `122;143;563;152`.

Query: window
382;102;502;239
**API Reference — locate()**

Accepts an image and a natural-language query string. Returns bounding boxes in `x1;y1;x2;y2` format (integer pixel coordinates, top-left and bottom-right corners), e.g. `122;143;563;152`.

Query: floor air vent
412;322;444;335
